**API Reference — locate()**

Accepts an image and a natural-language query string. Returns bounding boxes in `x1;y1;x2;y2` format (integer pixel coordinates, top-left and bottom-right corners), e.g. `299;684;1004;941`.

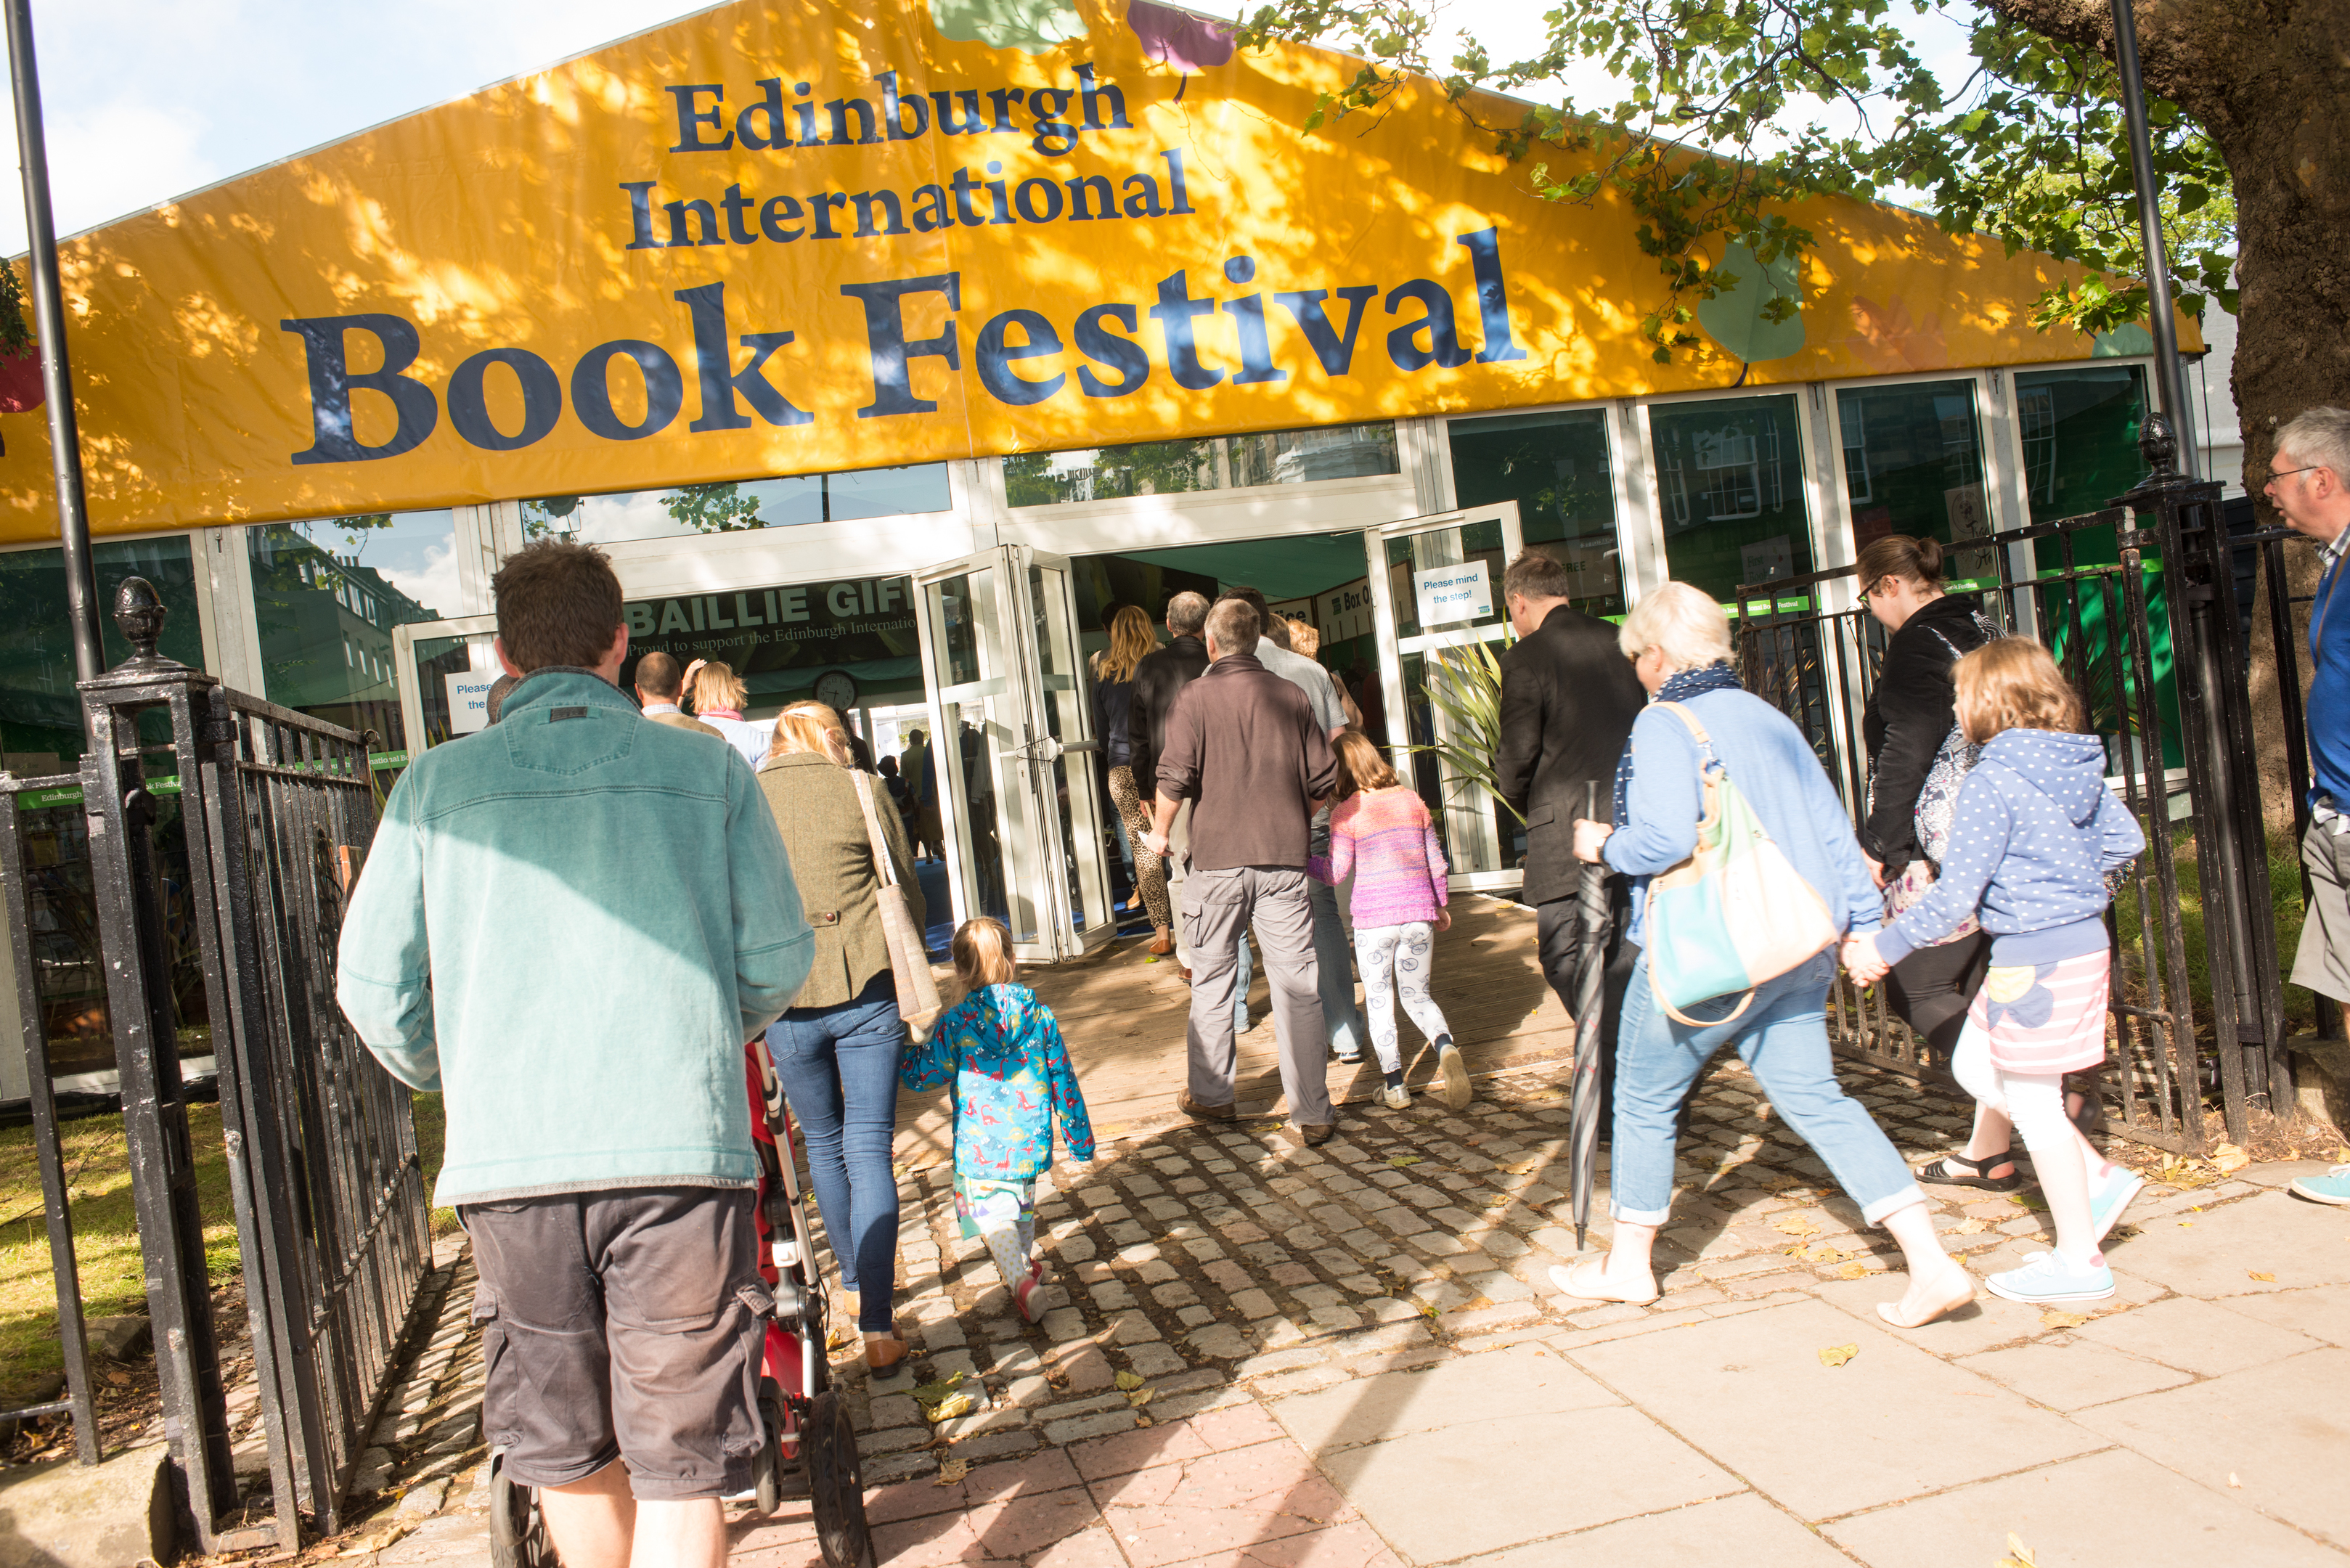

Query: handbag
1872;619;1990;940
1642;703;1840;1025
851;769;943;1044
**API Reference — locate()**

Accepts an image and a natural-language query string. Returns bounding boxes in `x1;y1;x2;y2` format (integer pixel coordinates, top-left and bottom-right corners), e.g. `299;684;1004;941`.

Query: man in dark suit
1493;551;1646;1124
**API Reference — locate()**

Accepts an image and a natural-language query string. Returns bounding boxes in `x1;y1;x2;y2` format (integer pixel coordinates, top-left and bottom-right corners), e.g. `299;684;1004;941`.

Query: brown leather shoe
1147;930;1175;957
1178;966;1194;983
1178;1091;1236;1122
863;1333;909;1377
1296;1122;1336;1147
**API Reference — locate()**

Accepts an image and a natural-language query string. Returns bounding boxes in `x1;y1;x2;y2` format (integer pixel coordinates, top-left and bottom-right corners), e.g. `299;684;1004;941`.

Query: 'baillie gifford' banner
0;0;2158;539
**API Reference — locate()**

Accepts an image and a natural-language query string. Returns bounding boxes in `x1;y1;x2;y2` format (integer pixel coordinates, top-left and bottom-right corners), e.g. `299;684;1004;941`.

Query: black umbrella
1570;781;1609;1252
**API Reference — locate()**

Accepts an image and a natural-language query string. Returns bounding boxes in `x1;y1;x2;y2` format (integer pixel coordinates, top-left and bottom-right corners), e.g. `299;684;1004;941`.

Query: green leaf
1694;240;1806;364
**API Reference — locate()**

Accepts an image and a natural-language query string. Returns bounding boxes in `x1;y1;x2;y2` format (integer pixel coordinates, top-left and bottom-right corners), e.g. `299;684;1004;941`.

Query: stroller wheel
806;1389;874;1568
752;1378;789;1516
486;1449;553;1568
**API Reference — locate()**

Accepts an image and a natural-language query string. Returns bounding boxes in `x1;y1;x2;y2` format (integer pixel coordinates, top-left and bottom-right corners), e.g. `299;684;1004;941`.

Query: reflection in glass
521;465;950;544
1836;382;1994;584
1649;395;1815;603
937;698;1014;938
250;510;455;751
1448;409;1626;617
1030;564;1094;938
2015;366;2150;525
1004;422;1399;506
0;536;203;775
412;635;478;751
934;571;991;688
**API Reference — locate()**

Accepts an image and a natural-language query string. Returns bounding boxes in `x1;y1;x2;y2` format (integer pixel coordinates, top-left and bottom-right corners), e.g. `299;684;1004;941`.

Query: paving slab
2071;1347;2350;1551
1315;1407;1742;1561
2072;1294;2324;1376
1453;1493;1854;1568
1954;1339;2192;1410
1264;1343;1616;1455
1568;1299;2104;1520
2211;1283;2350;1349
2105;1191;2350;1299
1806;1275;2057;1357
1823;1447;2346;1568
1090;1439;1357;1568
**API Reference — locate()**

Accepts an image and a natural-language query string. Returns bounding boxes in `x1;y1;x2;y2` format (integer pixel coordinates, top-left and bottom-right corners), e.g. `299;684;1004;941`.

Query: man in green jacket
338;540;813;1568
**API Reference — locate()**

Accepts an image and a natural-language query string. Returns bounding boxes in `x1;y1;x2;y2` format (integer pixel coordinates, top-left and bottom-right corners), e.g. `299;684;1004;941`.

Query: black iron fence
1735;417;2291;1153
3;579;425;1549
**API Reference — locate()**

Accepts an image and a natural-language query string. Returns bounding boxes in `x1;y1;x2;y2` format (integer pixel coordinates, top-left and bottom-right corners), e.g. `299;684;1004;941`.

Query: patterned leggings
1106;765;1172;931
1354;922;1450;1076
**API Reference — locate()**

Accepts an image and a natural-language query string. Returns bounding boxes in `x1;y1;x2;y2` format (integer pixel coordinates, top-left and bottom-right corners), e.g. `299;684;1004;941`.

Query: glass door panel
1448;409;1628;618
1835;380;1995;586
1024;558;1114;956
1649;393;1816;606
915;560;1021;947
1366;502;1525;887
391;614;498;777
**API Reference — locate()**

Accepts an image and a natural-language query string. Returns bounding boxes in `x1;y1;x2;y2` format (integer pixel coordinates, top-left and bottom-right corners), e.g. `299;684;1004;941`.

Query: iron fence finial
110;575;171;669
2139;411;2180;480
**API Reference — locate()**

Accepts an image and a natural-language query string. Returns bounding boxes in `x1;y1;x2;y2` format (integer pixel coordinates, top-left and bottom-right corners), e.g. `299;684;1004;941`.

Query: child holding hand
900;918;1094;1322
1311;732;1464;1111
1845;640;2145;1310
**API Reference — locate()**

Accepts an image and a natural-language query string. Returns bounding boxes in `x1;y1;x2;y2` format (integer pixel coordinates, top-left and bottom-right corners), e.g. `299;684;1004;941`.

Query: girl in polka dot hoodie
1845;639;2146;1311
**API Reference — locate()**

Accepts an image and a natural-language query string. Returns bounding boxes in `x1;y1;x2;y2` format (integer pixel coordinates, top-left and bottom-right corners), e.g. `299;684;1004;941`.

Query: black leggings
1884;929;1991;1067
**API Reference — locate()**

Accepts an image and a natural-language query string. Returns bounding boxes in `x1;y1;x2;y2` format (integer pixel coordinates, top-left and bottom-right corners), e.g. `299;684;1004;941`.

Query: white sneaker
1436;1040;1472;1109
1380;1084;1411;1110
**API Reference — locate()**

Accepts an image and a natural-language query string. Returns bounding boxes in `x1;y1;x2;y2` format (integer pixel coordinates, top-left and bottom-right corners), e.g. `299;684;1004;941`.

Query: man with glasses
2264;409;2350;1207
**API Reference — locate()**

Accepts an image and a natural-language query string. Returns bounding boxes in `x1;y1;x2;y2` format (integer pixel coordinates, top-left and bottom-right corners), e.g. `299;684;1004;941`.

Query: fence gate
60;579;429;1548
1735;417;2287;1153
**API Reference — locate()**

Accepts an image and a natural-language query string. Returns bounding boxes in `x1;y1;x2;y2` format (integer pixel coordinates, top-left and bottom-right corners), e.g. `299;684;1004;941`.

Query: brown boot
1177;1091;1236;1122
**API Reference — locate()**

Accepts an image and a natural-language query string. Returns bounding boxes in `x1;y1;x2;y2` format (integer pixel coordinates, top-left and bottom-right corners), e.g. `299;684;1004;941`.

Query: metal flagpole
5;0;105;682
2108;0;2200;478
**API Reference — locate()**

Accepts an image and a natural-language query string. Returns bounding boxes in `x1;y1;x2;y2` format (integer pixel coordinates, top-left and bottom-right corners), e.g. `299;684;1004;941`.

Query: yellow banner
0;0;2190;540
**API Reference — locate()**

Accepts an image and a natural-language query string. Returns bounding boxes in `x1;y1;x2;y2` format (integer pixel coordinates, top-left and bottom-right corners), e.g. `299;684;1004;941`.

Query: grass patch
2113;819;2320;1036
0;1089;454;1402
0;1103;240;1402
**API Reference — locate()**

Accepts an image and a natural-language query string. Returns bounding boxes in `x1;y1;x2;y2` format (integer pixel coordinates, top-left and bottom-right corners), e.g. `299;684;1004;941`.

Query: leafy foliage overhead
1233;0;2233;360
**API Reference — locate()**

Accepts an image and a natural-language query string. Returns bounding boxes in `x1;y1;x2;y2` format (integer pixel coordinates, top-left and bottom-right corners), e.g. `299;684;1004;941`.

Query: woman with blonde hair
1093;605;1173;953
680;657;775;769
1558;582;1977;1328
754;700;924;1373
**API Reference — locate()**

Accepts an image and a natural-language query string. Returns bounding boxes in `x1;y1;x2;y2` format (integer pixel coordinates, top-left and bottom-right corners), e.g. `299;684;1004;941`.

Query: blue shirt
2309;537;2350;808
1602;688;1881;950
900;984;1095;1183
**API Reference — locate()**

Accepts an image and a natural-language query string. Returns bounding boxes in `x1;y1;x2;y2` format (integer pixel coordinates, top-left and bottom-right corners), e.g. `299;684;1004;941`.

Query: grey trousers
1307;816;1366;1058
1183;865;1331;1126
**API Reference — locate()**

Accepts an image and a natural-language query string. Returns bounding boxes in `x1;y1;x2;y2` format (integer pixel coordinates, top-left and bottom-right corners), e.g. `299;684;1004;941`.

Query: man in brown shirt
634;650;725;740
1143;597;1341;1142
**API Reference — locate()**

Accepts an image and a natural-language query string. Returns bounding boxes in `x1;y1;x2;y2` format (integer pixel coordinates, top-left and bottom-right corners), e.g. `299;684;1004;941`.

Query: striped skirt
1970;949;2111;1074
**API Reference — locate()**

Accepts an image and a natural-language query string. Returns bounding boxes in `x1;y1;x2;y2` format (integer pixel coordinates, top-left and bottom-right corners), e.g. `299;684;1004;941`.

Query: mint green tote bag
1642;703;1840;1025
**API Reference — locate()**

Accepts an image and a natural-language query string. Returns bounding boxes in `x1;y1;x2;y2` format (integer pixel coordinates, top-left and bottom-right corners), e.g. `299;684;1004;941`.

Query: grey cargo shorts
462;1186;768;1500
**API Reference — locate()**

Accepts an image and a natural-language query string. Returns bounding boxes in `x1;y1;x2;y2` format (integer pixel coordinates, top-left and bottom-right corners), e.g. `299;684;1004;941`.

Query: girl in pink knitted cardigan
1311;732;1463;1111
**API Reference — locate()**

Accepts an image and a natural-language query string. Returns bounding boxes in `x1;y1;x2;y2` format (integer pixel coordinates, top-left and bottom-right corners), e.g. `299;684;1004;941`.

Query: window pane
250;510;456;751
1837;380;1995;583
1649;394;1814;603
2015;366;2149;523
0;535;203;774
1005;422;1398;507
524;465;949;544
1448;409;1625;618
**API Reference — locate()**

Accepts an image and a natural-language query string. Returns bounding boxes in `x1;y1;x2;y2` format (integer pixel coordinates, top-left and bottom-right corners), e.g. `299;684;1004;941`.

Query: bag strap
1655;701;1722;766
850;770;900;890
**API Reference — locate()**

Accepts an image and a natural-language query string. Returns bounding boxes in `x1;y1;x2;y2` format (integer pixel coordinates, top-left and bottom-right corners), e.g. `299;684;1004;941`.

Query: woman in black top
1093;605;1172;953
1856;535;2017;1185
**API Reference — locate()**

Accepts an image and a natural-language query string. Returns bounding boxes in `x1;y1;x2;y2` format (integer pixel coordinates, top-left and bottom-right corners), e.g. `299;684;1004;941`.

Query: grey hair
1617;582;1735;671
2276;407;2350;486
1165;590;1209;635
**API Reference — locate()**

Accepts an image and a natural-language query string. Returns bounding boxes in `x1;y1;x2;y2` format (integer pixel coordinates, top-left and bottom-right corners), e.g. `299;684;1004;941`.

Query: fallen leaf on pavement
1996;1532;2039;1567
1390;1156;1421;1167
1837;1262;1869;1280
2249;1270;2276;1283
1133;1413;1154;1427
1951;1217;1990;1234
1817;1344;1859;1368
2211;1142;2251;1174
934;1457;968;1486
1126;1388;1154;1408
928;1392;976;1423
2040;1310;2091;1330
1770;1216;1821;1237
911;1372;967;1409
1114;1370;1144;1392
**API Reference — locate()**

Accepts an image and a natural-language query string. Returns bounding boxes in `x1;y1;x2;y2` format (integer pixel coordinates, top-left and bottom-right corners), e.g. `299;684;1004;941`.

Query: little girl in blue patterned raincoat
899;917;1095;1322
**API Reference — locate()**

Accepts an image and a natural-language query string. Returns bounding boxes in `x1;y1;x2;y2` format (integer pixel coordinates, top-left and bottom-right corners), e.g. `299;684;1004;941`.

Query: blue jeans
1610;951;1923;1227
767;971;904;1332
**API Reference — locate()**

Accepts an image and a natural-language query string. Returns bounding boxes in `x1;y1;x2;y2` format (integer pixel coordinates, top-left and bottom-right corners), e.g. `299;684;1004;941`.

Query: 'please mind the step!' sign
0;0;2139;539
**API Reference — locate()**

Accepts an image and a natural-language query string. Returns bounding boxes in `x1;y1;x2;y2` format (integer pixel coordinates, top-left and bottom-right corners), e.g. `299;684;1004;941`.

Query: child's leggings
1949;1021;2072;1154
1354;921;1449;1076
966;1183;1037;1291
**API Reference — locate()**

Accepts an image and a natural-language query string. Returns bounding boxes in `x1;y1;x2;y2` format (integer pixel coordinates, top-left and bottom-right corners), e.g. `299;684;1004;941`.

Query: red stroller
487;1040;875;1568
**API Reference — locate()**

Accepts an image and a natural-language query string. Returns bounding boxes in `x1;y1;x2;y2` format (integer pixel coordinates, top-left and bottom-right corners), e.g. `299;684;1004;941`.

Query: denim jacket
900;984;1094;1183
337;669;815;1205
